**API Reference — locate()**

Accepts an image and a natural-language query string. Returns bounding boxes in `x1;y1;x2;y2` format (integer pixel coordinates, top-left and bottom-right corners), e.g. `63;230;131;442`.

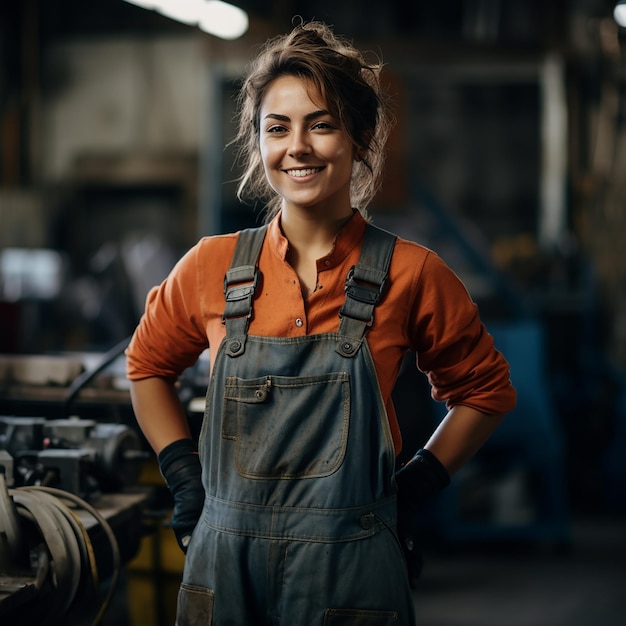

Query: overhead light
123;0;160;8
615;1;626;27
157;0;207;26
198;1;249;40
122;0;249;39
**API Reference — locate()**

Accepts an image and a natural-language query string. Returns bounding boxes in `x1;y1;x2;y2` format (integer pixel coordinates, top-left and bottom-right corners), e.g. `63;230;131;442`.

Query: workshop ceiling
0;0;620;46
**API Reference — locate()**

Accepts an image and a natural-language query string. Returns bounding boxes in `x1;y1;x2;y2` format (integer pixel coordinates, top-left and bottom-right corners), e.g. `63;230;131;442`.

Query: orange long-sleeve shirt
126;211;516;454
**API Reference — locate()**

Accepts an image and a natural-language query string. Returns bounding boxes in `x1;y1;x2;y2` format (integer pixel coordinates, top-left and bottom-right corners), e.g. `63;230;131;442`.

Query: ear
354;145;368;162
355;130;374;161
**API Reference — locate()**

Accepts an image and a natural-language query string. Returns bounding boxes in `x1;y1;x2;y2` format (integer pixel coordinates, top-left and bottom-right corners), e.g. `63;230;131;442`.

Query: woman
126;20;516;625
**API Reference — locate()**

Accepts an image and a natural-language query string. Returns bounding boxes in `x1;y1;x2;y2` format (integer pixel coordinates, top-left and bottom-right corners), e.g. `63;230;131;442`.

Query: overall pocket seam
223;372;350;479
176;583;215;626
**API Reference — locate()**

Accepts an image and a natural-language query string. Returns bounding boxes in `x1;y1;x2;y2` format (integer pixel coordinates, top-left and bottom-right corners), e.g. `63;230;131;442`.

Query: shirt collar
267;210;368;269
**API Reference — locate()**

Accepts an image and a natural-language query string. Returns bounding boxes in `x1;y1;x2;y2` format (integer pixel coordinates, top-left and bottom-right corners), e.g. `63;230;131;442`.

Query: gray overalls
176;224;416;626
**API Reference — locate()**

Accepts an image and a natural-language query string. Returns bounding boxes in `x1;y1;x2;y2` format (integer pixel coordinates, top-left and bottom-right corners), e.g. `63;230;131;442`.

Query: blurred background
0;1;625;625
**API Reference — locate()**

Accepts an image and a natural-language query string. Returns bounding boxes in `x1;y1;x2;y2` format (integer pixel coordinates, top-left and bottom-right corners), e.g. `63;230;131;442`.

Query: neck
280;206;354;252
280;207;354;299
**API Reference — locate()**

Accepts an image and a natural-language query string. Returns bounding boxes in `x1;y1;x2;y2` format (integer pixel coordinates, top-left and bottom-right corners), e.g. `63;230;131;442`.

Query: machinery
0;416;145;499
0;343;152;625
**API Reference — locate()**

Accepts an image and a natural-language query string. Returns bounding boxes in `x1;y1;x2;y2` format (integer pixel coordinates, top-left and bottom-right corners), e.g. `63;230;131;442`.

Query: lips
285;167;323;177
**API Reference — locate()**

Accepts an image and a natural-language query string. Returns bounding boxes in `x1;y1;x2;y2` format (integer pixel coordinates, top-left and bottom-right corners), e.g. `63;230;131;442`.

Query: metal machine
0;416;145;499
0;342;152;624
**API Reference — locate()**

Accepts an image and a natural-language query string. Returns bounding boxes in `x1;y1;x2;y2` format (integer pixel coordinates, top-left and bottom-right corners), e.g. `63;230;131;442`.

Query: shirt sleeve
126;241;210;381
410;251;516;415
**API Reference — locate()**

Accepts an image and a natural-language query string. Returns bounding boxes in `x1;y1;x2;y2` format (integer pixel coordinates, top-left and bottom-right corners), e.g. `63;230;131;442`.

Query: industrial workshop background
1;1;625;625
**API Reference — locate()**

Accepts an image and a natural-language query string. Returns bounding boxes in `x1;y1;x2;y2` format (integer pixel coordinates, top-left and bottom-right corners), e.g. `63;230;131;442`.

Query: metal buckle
223;265;259;298
343;265;386;305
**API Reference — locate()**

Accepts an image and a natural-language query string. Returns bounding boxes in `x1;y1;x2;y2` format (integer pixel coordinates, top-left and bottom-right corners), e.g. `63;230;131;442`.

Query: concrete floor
412;515;626;626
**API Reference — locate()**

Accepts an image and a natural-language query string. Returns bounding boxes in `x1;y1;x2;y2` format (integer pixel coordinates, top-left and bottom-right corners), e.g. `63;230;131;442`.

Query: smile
285;167;323;177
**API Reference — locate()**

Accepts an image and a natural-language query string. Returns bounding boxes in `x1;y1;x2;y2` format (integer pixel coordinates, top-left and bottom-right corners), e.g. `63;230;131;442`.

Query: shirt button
295;318;303;327
324;260;331;267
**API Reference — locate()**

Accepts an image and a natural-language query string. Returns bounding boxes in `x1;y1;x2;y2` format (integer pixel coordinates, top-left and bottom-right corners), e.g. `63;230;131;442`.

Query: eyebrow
263;109;329;123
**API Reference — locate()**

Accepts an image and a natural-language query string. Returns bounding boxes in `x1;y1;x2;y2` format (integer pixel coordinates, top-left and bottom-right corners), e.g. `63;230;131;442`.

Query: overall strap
336;224;397;358
222;224;268;356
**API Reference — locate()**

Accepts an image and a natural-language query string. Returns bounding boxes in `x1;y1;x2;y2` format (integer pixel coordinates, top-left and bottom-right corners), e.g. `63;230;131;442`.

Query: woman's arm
129;376;192;454
130;376;204;552
425;404;505;475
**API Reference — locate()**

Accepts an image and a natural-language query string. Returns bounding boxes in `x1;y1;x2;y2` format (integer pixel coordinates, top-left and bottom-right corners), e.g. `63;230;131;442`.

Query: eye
311;120;334;131
265;124;287;134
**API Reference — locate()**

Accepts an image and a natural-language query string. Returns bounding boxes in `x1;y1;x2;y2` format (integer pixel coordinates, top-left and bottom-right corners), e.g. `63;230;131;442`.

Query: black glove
158;438;205;553
394;448;450;587
395;447;450;503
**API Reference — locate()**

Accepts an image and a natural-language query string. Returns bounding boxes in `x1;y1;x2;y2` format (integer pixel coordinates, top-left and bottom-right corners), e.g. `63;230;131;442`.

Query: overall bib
176;224;417;626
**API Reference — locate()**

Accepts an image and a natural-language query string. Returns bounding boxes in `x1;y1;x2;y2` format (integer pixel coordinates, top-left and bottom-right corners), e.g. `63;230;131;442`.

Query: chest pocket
222;372;350;479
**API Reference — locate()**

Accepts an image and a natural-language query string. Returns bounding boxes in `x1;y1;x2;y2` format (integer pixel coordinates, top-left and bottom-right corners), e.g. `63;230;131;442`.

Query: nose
288;127;311;157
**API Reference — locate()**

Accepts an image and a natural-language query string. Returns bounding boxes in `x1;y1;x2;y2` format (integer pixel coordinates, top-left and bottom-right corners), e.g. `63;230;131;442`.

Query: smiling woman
259;76;355;219
233;21;393;222
256;75;359;295
126;19;516;626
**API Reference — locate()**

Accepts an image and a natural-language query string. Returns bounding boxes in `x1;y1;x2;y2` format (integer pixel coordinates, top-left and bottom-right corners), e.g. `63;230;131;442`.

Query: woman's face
258;75;355;217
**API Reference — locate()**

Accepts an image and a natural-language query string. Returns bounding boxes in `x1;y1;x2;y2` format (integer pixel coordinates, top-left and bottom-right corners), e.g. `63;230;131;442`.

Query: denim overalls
176;224;416;626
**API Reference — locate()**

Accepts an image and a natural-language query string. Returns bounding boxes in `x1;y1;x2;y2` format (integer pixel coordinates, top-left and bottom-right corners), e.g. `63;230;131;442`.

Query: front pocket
222;372;350;479
175;583;214;626
323;607;399;625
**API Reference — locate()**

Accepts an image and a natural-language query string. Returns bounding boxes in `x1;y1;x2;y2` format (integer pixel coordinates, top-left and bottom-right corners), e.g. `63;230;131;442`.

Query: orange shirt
126;211;516;454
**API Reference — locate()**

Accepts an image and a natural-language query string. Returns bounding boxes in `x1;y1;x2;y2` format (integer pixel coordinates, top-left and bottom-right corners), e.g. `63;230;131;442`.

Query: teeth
286;168;321;177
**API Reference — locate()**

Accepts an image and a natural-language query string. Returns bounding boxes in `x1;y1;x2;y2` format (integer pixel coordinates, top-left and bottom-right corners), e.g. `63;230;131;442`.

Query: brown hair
232;20;394;221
